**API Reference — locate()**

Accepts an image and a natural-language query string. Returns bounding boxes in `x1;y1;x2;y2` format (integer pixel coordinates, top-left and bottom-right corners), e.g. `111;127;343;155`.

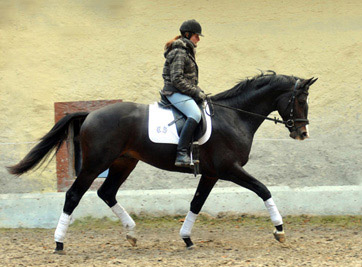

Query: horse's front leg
222;164;285;243
180;175;218;249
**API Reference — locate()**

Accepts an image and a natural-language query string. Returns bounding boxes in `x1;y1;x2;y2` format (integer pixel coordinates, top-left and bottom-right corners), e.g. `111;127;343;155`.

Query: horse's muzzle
290;126;309;140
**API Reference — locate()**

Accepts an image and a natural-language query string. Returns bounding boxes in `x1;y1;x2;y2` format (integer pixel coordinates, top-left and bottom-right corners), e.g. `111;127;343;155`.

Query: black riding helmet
180;19;204;38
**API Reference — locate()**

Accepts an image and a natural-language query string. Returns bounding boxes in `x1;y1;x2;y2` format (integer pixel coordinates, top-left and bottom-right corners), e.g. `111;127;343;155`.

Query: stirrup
190;141;200;175
175;161;191;167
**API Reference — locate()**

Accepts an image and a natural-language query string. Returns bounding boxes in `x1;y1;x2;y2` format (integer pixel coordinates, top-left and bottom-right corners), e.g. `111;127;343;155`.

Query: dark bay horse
8;72;317;252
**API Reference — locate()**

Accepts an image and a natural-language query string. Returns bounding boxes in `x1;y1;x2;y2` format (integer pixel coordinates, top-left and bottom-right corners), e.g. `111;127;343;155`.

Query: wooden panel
54;100;122;192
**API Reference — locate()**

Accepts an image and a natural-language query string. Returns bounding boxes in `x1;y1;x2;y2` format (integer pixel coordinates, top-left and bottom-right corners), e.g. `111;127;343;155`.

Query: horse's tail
7;112;89;176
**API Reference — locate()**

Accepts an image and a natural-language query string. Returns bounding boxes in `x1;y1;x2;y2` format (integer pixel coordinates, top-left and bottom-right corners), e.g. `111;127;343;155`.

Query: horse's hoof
183;237;195;249
53;242;65;254
126;234;137;247
273;230;286;243
53;249;66;255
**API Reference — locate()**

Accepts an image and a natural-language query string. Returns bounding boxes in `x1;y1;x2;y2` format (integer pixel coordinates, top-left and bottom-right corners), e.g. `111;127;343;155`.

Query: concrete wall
0;1;361;223
1;186;361;228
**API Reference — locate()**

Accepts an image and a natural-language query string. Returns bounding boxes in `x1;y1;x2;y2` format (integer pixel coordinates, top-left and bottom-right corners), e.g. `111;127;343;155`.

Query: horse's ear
300;77;318;89
309;77;318;86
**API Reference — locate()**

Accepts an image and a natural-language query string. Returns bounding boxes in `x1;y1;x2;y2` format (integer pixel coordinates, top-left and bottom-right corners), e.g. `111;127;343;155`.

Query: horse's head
276;77;318;140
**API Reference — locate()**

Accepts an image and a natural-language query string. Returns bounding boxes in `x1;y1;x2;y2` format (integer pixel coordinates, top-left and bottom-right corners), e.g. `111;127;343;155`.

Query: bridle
283;79;309;131
206;79;309;130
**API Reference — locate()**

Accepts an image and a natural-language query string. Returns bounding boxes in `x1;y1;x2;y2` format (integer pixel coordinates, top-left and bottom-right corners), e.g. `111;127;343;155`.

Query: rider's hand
195;87;206;102
197;91;207;101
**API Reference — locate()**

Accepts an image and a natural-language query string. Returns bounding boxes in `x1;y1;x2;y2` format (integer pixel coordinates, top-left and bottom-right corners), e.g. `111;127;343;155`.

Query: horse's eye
298;100;306;106
298;95;308;103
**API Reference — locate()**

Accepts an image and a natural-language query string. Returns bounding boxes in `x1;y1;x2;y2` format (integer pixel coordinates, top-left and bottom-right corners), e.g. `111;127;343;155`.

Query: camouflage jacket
162;38;202;99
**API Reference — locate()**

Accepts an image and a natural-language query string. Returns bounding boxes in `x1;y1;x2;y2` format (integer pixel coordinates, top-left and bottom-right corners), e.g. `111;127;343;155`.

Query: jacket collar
165;37;196;58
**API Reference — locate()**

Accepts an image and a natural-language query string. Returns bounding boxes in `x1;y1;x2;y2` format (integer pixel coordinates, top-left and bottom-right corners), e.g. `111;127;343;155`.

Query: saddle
158;93;208;175
158;93;207;139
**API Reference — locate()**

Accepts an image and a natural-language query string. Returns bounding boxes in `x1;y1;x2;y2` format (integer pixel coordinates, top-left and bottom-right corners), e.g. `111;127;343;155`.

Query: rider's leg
166;93;202;122
175;117;199;166
166;93;201;167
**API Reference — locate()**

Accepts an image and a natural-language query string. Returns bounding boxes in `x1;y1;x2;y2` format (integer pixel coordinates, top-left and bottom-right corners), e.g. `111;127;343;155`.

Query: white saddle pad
148;102;212;145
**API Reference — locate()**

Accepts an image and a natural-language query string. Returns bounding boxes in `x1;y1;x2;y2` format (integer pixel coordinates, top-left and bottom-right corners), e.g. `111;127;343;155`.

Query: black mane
211;71;296;101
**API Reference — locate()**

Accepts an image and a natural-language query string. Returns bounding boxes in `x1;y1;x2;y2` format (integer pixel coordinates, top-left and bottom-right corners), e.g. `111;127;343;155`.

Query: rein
207;100;286;125
206;79;309;129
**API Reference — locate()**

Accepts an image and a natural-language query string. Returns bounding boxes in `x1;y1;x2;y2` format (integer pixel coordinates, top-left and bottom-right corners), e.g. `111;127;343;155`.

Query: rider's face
190;34;200;46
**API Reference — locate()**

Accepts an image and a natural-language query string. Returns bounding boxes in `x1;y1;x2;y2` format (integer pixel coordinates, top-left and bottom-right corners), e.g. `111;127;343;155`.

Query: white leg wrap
264;198;283;226
54;212;72;243
111;203;136;230
180;211;198;238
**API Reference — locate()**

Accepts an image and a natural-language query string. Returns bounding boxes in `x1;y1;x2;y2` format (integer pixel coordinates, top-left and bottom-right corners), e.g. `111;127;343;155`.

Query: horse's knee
97;188;106;200
190;200;202;214
260;188;271;201
97;188;116;207
254;183;271;201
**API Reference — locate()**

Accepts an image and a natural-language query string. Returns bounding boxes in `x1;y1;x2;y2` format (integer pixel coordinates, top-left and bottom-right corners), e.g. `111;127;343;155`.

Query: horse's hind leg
180;175;218;249
97;157;139;246
54;168;101;254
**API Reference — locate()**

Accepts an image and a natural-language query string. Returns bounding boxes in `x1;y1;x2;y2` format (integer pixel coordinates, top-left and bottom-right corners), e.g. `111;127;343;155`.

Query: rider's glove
195;87;207;102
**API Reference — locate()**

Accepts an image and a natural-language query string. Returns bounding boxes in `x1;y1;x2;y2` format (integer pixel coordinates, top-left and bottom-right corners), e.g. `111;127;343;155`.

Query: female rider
161;19;206;167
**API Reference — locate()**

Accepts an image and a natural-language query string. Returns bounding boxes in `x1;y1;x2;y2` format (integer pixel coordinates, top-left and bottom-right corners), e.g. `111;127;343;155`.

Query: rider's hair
164;35;182;50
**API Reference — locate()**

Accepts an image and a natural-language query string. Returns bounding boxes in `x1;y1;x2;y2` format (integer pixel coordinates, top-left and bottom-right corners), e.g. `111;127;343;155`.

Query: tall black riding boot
175;118;199;167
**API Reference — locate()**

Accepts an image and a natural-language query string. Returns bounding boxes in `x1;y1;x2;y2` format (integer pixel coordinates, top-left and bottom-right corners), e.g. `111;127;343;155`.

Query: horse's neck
216;87;277;134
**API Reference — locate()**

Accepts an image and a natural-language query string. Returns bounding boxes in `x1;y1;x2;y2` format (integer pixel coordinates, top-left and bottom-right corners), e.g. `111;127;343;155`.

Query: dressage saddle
158;93;207;140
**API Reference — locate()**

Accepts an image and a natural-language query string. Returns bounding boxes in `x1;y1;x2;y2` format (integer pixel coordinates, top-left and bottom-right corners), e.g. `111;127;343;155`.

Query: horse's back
84;101;146;123
80;102;148;141
91;101;146;117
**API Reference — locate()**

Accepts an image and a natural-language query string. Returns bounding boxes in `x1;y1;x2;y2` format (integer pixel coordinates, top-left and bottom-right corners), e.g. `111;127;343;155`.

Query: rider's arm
169;49;202;98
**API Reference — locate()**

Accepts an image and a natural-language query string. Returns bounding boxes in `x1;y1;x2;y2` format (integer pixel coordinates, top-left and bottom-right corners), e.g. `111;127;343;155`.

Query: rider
161;19;207;167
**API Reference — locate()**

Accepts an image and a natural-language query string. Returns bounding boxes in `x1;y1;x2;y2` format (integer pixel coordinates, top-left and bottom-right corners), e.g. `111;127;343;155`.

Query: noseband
284;79;309;131
206;79;309;130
